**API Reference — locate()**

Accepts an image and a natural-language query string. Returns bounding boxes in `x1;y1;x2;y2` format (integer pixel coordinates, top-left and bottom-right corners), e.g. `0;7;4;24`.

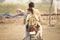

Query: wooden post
49;0;53;26
53;0;57;26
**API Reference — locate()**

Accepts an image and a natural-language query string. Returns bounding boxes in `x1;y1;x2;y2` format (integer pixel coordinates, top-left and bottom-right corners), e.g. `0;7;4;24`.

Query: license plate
29;31;36;34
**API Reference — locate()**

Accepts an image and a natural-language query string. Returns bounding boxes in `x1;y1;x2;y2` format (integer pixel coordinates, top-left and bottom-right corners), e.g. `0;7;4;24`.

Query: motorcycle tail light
29;26;36;32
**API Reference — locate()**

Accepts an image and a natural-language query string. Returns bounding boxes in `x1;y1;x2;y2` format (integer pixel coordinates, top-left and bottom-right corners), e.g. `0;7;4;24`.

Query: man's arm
24;10;29;24
37;10;43;23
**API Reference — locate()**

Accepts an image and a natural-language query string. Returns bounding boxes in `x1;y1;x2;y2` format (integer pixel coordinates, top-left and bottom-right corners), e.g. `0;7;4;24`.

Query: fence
41;13;60;26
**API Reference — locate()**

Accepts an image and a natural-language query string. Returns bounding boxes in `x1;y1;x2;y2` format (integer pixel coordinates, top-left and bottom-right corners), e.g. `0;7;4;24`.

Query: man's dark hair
29;2;34;8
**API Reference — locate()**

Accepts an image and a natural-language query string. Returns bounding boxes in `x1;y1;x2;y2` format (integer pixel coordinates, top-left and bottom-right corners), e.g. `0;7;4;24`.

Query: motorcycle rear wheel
30;35;36;40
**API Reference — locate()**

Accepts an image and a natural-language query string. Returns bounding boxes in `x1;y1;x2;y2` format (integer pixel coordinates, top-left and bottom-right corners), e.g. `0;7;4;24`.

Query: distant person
24;2;43;40
14;9;24;17
17;9;24;14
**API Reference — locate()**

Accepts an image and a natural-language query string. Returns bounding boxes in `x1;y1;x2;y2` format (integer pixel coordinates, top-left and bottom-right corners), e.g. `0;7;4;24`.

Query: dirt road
43;25;60;40
0;23;25;40
0;23;60;40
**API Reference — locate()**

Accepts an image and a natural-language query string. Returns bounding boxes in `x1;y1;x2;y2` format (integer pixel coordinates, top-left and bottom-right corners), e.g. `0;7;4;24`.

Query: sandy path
0;23;25;40
0;23;60;40
43;25;60;40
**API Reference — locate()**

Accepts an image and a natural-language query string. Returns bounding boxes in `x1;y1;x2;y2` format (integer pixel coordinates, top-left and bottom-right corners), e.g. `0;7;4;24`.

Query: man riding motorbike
24;2;43;40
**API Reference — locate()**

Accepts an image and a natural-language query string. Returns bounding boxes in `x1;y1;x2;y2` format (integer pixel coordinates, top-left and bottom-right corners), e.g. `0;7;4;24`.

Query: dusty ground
0;22;60;40
0;16;60;40
43;25;60;40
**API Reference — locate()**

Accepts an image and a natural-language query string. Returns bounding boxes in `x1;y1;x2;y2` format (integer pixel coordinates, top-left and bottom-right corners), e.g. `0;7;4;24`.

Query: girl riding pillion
24;2;43;40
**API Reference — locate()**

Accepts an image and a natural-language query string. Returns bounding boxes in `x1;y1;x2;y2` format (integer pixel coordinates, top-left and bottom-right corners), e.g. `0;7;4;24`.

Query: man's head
29;2;34;8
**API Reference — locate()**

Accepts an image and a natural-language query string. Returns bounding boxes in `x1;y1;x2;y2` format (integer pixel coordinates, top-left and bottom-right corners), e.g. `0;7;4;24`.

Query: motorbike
25;14;42;40
28;25;41;40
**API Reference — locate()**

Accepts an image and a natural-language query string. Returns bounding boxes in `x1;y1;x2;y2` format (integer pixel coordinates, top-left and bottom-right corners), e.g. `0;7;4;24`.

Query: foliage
0;3;54;14
0;3;27;14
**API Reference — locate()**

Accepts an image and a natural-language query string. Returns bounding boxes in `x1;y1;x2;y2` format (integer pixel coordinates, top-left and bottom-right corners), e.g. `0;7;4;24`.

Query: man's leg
36;24;42;39
24;24;30;40
39;25;42;38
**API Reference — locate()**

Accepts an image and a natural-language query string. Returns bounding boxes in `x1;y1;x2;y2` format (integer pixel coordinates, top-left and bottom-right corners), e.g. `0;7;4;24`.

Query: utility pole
49;0;53;26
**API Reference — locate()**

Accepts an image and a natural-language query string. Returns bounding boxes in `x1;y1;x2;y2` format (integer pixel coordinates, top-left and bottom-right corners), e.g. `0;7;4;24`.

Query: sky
0;0;60;3
1;0;42;4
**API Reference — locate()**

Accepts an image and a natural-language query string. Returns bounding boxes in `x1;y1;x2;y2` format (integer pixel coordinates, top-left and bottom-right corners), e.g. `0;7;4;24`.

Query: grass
0;3;54;14
0;3;27;14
